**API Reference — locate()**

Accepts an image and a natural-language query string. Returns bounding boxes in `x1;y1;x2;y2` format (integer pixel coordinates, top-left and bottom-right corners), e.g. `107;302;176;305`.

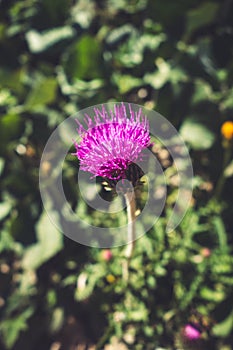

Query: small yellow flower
106;274;116;284
221;121;233;140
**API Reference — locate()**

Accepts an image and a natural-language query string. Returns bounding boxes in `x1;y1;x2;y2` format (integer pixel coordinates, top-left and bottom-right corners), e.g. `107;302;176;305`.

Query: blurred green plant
0;0;233;349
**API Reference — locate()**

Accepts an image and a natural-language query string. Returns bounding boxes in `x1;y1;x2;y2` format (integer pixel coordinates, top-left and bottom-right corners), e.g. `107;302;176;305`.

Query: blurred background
0;0;233;349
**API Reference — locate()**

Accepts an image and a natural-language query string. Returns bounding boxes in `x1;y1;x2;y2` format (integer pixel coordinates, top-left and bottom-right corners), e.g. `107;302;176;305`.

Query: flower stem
123;190;136;281
215;142;232;199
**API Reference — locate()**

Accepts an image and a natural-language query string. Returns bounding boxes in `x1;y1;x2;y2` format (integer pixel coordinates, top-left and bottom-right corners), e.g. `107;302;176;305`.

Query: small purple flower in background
175;311;215;350
73;103;151;184
183;324;202;340
175;323;204;350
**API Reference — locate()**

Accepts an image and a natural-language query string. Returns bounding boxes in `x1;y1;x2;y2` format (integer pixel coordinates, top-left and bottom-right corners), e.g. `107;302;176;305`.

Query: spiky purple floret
73;103;151;180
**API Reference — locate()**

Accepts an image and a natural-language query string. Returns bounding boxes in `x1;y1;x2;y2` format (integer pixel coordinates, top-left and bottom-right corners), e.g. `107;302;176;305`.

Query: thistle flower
73;103;151;185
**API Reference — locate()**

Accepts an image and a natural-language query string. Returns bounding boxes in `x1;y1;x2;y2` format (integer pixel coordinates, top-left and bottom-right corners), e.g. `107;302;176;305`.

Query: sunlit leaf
180;118;215;150
49;307;64;333
22;211;63;270
0;231;15;253
224;160;233;178
0;307;34;349
71;0;95;28
109;28;166;68
62;35;103;81
26;26;75;53
112;73;142;94
213;310;233;337
222;88;233;109
144;58;170;89
107;0;147;13
25;76;57;109
0;202;11;221
200;287;226;302
105;24;134;47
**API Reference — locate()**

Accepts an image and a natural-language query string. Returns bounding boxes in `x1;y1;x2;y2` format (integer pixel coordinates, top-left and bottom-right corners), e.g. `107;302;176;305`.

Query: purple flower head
183;323;202;341
73;103;151;183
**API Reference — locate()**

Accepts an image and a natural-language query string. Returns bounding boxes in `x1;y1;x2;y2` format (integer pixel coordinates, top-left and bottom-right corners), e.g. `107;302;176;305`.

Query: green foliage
25;76;58;110
0;0;233;349
22;211;63;270
63;35;103;80
185;2;219;40
180;116;216;150
26;26;75;53
0;307;34;350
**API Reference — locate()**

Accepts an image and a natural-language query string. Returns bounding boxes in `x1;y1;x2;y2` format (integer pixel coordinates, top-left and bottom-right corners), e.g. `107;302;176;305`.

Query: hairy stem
123;190;136;281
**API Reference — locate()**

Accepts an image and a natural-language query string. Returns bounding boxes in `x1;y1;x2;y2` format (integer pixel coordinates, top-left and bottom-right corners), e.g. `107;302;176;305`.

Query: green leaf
49;307;64;333
0;88;17;107
25;77;57;109
180;118;215;150
213;310;233;337
0;158;4;175
126;300;149;322
200;287;226;302
62;35;103;81
0;202;11;221
106;24;134;46
222;88;233;109
22;211;63;270
112;30;166;68
112;73;142;94
144;58;170;89
192;79;214;104
107;0;147;13
39;0;72;24
75;265;105;301
0;231;14;253
0;114;22;154
224;160;233;178
26;26;75;53
212;216;228;252
0;307;34;349
57;65;104;95
144;59;187;90
0;68;24;93
61;275;77;287
71;0;95;28
185;2;219;39
46;289;57;308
